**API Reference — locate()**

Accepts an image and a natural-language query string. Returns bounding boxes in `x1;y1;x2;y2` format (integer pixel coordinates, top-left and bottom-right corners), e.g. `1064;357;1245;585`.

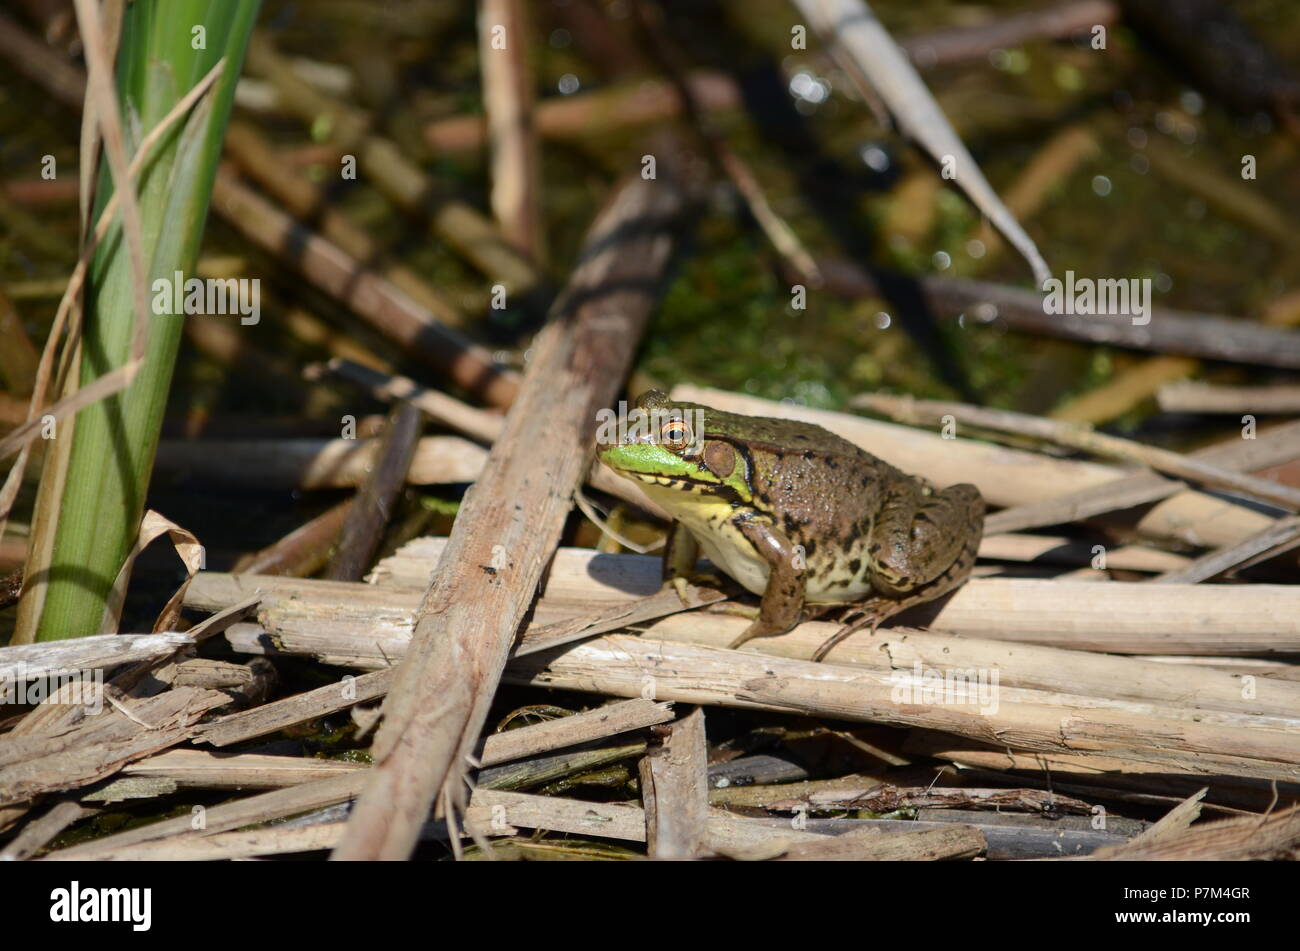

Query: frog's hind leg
813;523;982;662
869;482;983;596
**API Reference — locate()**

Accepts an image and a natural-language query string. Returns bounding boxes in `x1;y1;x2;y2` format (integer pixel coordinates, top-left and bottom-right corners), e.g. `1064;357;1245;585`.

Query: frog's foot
727;613;792;650
709;601;761;620
669;572;726;605
811;601;897;662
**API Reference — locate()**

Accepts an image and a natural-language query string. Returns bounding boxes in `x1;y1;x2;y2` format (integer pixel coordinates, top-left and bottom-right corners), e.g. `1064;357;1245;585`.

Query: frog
595;390;984;661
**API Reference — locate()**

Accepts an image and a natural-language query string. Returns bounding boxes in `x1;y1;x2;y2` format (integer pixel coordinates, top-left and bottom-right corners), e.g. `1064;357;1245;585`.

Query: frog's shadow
574;552;748;600
884;589;961;630
570;549;663;598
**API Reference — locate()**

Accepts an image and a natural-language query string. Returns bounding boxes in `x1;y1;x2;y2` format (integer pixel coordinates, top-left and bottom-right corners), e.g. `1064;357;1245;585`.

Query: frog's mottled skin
597;390;984;660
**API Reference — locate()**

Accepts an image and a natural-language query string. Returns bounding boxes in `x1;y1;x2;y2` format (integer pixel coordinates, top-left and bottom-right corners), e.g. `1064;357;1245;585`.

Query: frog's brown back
696;406;907;543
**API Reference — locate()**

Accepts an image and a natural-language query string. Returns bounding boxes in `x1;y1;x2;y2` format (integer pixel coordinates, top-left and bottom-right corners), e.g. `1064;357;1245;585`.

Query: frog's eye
659;416;693;451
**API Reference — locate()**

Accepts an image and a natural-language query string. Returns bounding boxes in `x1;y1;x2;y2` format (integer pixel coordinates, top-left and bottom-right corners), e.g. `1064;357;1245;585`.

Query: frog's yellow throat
637;481;773;597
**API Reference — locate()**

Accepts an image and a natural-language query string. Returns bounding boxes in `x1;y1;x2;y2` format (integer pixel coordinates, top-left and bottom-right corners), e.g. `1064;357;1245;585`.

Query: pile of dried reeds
3;0;1300;864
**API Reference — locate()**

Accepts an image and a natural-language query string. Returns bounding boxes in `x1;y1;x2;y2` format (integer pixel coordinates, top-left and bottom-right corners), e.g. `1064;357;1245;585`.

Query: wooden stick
816;261;1300;369
1089;802;1300;861
639;707;709;859
902;732;1297;815
425;71;741;153
324;402;423;581
189;540;1300;660
0;632;193;681
120;750;365;789
332;170;690;860
211;173;518;408
51;822;348;861
1052;355;1198;425
0;800;95;860
46;770;370;859
900;0;1117;69
712;779;1094;816
0;683;230;806
775;824;985;861
154;434;487;490
195;669;391;747
478;698;675;767
1158;380;1300;415
979;533;1190;573
505;635;1300;782
464;788;825;853
230;498;353;576
478;0;545;264
858;394;1300;513
222;120;466;327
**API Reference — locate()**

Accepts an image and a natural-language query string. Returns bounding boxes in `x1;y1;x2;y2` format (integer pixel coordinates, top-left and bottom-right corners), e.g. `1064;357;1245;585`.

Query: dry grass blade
792;0;1051;286
71;0;150;376
323;402;423;581
985;419;1300;536
1152;515;1300;584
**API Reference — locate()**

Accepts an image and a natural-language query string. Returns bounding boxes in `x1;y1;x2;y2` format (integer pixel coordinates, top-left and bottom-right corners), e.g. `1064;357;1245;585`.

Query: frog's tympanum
597;390;984;661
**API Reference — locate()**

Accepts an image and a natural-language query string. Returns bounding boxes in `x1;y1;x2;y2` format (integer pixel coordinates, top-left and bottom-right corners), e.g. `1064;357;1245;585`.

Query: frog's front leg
727;515;805;649
663;520;698;602
663;521;726;602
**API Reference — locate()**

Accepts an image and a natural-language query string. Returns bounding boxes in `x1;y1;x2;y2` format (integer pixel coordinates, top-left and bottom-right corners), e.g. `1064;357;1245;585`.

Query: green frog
596;390;984;661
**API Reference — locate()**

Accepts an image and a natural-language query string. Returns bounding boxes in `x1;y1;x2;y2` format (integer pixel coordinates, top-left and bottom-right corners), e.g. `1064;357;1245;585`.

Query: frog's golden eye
659;416;693;451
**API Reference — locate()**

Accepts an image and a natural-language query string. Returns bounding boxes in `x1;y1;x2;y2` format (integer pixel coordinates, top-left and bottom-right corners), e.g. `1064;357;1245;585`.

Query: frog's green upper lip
600;458;746;505
601;462;707;491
